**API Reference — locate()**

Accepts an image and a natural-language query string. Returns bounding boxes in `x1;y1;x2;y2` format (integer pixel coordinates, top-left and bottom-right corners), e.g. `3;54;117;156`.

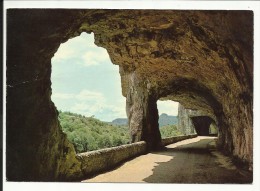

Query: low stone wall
77;135;197;177
161;134;198;146
76;141;147;176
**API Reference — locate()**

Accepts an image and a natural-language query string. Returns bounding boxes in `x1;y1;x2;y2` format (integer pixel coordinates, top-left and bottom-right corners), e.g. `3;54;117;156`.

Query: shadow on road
143;137;253;183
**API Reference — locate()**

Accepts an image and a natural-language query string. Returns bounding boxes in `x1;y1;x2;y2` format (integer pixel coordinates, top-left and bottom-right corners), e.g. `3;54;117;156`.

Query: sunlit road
83;136;252;183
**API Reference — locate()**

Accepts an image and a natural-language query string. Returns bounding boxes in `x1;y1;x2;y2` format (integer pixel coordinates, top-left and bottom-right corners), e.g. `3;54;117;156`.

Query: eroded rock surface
177;104;217;135
7;10;253;180
177;104;196;135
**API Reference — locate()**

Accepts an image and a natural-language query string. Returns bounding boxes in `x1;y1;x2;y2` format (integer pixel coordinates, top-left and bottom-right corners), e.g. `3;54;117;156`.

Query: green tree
160;125;183;138
58;111;131;153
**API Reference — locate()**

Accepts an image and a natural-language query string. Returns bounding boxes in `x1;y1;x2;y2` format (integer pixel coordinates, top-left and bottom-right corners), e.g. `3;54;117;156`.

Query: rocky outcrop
125;71;161;149
209;122;218;134
178;104;196;135
6;10;253;180
178;104;217;135
158;113;178;127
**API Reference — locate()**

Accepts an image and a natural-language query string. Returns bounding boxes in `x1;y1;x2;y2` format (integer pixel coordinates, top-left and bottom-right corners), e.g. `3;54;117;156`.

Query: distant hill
111;113;178;127
158;113;178;127
111;118;128;126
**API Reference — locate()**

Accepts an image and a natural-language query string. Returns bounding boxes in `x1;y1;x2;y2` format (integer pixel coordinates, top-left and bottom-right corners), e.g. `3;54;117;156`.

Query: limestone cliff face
177;104;196;135
6;10;84;181
6;10;253;180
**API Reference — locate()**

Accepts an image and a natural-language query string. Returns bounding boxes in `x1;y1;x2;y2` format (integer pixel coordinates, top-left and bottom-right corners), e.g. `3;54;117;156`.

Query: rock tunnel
191;116;213;136
6;10;253;181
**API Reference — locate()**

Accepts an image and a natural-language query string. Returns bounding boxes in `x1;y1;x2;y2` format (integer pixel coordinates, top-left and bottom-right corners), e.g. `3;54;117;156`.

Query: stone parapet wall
77;134;197;177
77;141;147;176
77;135;199;177
161;134;198;146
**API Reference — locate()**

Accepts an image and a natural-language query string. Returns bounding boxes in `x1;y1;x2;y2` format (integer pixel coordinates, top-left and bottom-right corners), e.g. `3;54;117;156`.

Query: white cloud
71;102;104;117
52;32;110;67
70;90;106;117
52;89;126;121
75;90;105;102
52;92;74;99
81;49;110;66
157;100;179;116
52;44;75;61
106;104;126;117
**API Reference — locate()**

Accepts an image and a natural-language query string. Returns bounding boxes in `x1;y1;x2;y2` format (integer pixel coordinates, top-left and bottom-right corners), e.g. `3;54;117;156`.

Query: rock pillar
125;71;161;150
177;104;196;135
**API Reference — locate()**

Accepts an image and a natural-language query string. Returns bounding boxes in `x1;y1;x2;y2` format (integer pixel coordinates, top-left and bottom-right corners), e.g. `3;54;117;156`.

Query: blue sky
51;32;178;121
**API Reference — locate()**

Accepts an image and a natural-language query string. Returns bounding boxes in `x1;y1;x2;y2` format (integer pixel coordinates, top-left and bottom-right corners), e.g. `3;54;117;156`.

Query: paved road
83;136;252;183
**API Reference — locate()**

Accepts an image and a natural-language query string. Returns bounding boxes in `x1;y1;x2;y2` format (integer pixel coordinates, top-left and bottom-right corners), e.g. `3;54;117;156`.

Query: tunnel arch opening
156;100;182;138
50;32;131;153
155;77;222;136
190;116;218;136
